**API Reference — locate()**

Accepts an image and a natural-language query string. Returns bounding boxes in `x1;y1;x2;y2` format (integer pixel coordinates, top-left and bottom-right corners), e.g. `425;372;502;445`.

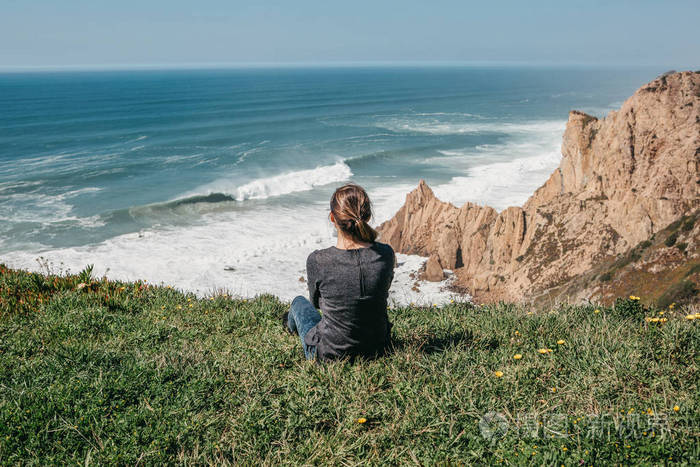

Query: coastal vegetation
1;265;698;464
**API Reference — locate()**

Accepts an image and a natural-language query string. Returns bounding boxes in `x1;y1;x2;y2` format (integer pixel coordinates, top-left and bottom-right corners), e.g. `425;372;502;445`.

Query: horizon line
0;60;683;74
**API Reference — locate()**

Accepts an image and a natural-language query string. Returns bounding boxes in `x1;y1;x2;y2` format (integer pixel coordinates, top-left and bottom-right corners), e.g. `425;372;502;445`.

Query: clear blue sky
1;0;698;69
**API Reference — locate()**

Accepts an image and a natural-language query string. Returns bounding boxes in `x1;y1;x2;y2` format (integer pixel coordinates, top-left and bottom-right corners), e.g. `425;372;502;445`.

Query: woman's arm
306;252;321;309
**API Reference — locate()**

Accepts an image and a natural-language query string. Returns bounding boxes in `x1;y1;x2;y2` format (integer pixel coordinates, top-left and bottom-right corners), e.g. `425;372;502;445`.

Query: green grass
1;265;699;465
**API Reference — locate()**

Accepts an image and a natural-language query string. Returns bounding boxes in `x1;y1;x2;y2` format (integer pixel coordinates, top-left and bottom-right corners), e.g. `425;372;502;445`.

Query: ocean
0;66;661;304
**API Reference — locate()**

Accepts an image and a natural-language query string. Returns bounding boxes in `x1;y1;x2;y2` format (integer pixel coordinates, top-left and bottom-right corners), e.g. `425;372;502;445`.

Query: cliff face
378;72;700;303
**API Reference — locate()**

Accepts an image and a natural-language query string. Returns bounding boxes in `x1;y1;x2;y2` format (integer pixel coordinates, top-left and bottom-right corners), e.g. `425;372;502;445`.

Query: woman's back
303;242;395;361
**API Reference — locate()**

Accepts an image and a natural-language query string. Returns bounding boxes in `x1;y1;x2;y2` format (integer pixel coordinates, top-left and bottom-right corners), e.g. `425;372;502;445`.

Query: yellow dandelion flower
669;303;675;309
513;354;523;360
557;339;565;345
514;330;520;336
551;387;557;393
494;370;504;378
538;348;549;354
357;417;367;424
562;446;567;451
594;309;601;314
673;405;680;412
687;314;698;320
659;318;668;323
646;409;654;415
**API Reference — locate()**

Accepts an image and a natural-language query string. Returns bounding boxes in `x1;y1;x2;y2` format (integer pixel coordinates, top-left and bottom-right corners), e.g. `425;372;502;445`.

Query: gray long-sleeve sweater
303;242;395;361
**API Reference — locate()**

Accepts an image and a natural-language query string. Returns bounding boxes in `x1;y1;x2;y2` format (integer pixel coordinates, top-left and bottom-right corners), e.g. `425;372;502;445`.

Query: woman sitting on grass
283;183;396;362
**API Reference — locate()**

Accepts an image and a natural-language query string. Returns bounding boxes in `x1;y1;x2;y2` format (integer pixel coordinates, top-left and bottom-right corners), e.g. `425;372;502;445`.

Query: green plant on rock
681;217;695;231
657;280;699;309
638;240;652;250
665;232;678;247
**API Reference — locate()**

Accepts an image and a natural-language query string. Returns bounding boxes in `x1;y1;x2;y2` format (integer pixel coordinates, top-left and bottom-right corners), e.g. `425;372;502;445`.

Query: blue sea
0;66;661;302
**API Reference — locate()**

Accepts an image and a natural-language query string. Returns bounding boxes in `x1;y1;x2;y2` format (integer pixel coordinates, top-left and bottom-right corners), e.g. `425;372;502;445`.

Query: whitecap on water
184;161;353;202
3;116;567;305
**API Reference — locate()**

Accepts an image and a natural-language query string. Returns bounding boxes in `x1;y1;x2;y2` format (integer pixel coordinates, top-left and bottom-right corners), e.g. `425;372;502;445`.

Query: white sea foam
433;149;562;211
0;180;43;194
161;153;205;165
369;182;420;224
3;119;565;305
0;186;103;224
0;151;120;175
2;183;459;306
234;146;264;165
2;186;459;305
431;122;565;210
375;116;564;136
186;161;352;201
60;187;103;198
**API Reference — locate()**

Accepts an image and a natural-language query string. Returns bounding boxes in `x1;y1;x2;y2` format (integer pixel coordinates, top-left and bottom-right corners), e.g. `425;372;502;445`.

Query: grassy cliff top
1;265;699;464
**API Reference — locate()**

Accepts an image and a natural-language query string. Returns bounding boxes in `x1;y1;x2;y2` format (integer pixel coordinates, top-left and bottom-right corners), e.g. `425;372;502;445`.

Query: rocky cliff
378;71;700;304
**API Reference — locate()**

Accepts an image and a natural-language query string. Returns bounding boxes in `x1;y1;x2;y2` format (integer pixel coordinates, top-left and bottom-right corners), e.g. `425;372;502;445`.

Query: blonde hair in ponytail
330;183;378;243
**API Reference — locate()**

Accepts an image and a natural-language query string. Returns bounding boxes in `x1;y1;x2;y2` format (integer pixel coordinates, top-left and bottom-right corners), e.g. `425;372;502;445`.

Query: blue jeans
287;296;321;360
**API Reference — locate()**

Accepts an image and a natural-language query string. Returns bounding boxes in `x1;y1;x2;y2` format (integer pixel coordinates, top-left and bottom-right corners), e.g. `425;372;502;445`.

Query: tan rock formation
378;72;700;303
422;254;445;282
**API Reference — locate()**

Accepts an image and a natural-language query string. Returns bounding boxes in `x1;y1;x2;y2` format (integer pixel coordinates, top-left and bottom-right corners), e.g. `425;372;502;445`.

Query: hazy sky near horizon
1;0;698;69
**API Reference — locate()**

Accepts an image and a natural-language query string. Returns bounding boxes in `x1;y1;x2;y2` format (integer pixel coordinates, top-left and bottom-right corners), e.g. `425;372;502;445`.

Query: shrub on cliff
665;232;679;247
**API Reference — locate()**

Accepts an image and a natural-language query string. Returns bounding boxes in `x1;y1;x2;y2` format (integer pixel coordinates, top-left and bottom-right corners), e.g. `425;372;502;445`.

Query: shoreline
0;125;565;305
